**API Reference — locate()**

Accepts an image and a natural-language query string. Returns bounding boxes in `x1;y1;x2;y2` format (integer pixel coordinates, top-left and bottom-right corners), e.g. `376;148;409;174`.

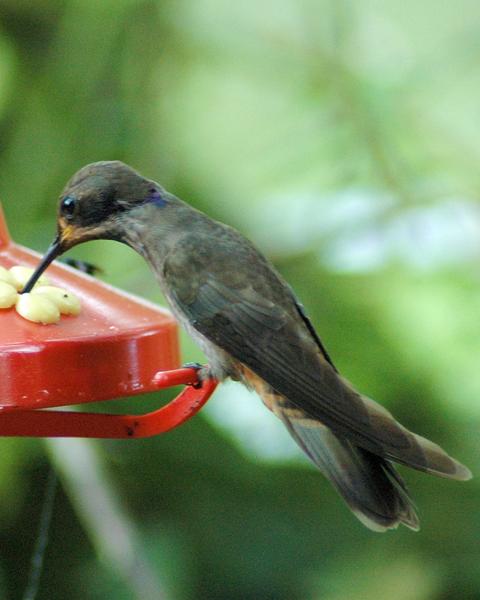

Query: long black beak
22;236;64;293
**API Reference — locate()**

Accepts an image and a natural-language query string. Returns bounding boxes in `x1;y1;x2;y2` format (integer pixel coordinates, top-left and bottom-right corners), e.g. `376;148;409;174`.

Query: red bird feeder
0;203;217;438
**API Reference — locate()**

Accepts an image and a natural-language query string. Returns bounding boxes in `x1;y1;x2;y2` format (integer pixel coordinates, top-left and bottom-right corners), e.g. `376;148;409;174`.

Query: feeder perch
0;203;217;438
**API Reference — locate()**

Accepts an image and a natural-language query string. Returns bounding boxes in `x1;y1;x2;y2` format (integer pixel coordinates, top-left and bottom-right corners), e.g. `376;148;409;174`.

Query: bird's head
23;161;168;292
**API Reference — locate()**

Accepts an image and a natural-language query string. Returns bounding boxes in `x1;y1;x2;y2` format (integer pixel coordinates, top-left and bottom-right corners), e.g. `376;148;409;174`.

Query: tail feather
359;393;472;481
279;411;420;531
251;371;471;531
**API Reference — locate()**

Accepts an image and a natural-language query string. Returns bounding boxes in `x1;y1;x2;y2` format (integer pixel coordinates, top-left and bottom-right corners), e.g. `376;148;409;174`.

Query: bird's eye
61;196;77;219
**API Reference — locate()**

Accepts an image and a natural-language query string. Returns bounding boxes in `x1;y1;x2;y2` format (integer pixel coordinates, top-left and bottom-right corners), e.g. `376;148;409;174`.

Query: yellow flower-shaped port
0;263;81;324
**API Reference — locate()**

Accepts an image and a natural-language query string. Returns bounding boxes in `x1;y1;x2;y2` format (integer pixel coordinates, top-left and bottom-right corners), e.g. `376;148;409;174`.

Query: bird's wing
163;246;470;480
271;397;419;531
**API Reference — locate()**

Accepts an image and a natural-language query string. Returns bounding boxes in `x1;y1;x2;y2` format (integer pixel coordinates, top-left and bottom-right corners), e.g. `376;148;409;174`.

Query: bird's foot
62;257;103;276
182;362;212;389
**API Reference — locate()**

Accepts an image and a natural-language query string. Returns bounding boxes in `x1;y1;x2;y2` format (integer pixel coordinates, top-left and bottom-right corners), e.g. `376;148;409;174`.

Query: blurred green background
0;1;479;599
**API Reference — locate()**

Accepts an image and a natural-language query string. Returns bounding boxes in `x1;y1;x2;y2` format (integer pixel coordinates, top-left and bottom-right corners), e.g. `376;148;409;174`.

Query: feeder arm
0;367;218;439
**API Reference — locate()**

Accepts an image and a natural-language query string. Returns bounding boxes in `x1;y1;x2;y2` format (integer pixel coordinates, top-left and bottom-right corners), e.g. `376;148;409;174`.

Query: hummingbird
23;161;471;531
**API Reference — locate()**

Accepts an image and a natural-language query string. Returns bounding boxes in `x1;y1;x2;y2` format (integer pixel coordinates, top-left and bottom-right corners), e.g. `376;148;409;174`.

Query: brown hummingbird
23;161;471;531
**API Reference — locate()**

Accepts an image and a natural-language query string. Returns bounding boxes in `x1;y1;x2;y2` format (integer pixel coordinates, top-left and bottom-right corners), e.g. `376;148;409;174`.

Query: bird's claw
182;362;212;389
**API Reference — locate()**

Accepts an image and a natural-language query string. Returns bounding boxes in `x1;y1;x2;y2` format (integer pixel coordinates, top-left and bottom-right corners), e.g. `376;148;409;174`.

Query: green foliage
0;1;479;598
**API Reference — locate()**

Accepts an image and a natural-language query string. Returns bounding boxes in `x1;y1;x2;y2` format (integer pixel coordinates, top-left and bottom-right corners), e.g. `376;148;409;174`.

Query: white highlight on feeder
9;266;50;291
16;293;61;324
32;286;81;316
0;281;18;308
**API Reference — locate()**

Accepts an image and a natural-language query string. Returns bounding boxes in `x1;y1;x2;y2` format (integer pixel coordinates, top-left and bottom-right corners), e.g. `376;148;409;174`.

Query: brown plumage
23;161;472;531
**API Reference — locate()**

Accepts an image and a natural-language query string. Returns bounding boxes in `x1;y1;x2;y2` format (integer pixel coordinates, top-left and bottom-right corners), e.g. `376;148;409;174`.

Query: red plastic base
0;204;218;438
